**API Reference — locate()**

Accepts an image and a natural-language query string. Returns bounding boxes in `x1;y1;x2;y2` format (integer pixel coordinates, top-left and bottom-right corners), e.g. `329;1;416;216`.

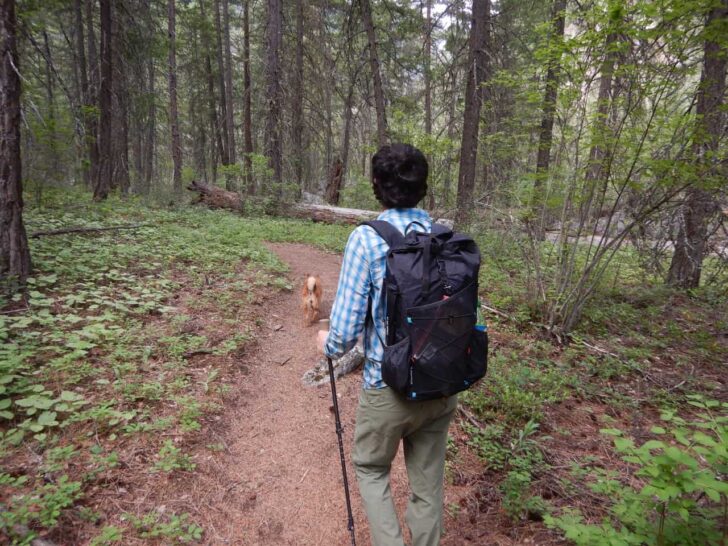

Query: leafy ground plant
545;395;727;545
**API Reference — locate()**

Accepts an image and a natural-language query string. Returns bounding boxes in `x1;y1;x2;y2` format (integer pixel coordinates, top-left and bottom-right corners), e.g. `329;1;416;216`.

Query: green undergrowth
0;189;351;544
457;230;727;542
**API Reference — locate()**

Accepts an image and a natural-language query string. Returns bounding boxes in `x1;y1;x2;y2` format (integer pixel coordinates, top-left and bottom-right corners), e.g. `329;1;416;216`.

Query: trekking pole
327;357;356;546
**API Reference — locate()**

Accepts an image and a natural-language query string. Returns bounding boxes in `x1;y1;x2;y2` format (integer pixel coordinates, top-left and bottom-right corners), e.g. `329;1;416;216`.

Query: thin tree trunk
265;0;283;189
42;30;60;181
143;57;155;192
74;0;90;187
292;0;305;194
361;0;388;147
94;0;113;200
213;0;230;166
455;0;490;224
243;0;253;193
578;29;618;226
85;0;100;192
199;0;223;184
1;0;32;285
424;0;432;136
668;0;727;288
222;0;236;166
531;0;566;239
167;0;182;194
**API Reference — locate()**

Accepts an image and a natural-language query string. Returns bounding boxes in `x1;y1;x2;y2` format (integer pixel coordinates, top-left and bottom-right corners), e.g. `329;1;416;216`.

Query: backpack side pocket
465;327;488;385
382;336;412;393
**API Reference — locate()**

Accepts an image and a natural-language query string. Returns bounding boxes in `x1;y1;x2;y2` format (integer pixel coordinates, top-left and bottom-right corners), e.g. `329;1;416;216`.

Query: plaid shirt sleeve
324;227;371;359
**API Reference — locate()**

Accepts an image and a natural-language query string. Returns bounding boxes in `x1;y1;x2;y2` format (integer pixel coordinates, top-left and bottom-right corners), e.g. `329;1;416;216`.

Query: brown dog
301;274;323;326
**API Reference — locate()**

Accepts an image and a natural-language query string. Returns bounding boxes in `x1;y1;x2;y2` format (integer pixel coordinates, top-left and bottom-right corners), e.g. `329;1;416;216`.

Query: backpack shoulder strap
360;220;406;248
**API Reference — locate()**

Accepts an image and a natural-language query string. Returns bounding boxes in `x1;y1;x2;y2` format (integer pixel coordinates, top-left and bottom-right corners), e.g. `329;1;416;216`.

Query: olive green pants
352;387;458;546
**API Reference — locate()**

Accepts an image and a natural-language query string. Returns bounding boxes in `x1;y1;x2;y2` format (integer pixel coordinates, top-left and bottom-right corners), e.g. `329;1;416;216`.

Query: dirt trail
180;242;488;545
183;243;395;544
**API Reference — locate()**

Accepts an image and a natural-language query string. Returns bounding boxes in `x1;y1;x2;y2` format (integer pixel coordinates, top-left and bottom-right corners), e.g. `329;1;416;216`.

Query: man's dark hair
371;143;428;208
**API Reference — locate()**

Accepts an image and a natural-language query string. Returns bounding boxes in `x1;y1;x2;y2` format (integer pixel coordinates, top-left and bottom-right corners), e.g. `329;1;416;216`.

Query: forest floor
2;193;726;545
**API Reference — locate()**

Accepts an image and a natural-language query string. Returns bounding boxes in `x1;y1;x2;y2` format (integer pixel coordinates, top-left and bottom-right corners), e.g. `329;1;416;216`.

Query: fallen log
30;224;151;238
187;180;242;211
187;180;453;227
284;203;379;225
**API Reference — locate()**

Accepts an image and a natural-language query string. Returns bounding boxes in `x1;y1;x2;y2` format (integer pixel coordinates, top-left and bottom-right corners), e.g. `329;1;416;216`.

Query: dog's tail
306;275;317;294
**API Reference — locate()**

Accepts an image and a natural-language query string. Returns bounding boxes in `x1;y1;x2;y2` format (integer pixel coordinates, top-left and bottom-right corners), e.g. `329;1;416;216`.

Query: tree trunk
668;0;727;289
292;0;305;194
168;0;182;194
222;0;236;166
265;0;283;188
360;0;388;148
199;0;223;184
455;0;489;225
424;0;432;136
578;28;618;227
213;0;230;166
243;0;253;193
74;0;90;187
325;158;343;205
112;7;129;195
1;0;32;285
42;30;60;182
94;0;113;201
85;0;100;192
531;0;566;239
143;57;155;192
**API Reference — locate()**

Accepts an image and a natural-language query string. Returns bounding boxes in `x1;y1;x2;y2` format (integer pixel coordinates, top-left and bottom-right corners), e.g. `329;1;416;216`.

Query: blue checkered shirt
324;208;432;389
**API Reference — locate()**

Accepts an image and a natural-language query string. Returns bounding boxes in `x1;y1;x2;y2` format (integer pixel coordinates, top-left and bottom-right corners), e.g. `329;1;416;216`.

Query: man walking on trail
318;143;458;546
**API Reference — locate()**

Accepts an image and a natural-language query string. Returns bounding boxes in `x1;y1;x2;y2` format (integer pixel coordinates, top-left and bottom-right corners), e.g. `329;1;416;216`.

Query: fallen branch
30;224;151;238
457;405;484;429
480;303;515;322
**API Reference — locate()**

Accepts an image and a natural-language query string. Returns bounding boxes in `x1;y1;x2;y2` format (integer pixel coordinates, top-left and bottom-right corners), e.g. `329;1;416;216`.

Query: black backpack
362;220;488;401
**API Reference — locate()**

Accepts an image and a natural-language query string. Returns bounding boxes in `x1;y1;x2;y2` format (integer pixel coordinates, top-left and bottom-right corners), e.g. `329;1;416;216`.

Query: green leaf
649;426;666;434
37;411;59;427
0;398;11;410
15;395;54;410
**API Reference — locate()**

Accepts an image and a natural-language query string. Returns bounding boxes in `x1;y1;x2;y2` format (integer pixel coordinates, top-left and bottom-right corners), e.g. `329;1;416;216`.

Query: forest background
1;0;727;544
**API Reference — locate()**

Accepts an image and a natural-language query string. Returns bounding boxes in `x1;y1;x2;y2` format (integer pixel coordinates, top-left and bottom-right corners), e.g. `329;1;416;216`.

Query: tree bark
424;0;432;136
668;0;727;289
531;0;566;239
265;0;283;188
222;0;236;165
187;180;242;211
292;0;305;194
360;0;388;148
455;0;490;224
143;56;155;192
74;0;90;187
578;28;619;227
94;0;113;201
325;158;343;205
42;30;60;181
213;0;230;166
199;0;223;184
85;0;100;192
243;0;253;193
1;0;32;285
168;0;182;194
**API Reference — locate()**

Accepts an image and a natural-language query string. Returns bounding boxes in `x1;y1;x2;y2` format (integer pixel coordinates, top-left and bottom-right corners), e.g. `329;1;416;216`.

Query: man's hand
317;330;329;354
